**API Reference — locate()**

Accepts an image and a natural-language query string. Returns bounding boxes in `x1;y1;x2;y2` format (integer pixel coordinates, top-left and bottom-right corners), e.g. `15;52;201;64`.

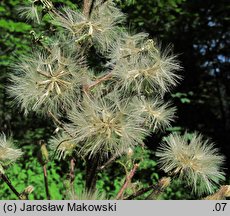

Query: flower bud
127;147;134;157
159;177;171;189
19;185;34;200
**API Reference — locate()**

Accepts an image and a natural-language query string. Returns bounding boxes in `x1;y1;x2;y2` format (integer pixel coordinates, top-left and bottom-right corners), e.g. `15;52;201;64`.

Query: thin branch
68;157;76;192
89;72;113;89
116;163;139;200
48;110;74;138
48;110;63;125
89;0;96;17
0;173;21;199
145;185;163;200
83;71;113;93
124;184;156;200
125;177;171;200
97;154;118;171
37;140;50;199
145;177;171;200
43;164;51;200
83;0;92;17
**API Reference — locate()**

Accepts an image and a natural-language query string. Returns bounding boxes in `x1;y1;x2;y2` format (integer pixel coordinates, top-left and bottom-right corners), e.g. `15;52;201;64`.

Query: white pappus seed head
113;44;181;95
156;133;225;195
0;133;23;167
108;32;149;61
52;0;125;53
66;93;149;158
130;97;176;131
8;45;85;116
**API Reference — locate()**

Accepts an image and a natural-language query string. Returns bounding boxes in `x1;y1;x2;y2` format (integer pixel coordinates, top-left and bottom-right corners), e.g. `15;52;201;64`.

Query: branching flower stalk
145;177;171;200
124;184;156;200
68;157;76;193
116;163;139;200
3;0;226;200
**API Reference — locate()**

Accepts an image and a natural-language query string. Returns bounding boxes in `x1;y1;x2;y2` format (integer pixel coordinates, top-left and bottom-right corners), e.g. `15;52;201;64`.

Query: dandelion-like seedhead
108;32;149;60
66;93;149;158
204;185;230;200
8;45;85;116
113;45;181;95
49;132;77;160
53;0;125;53
130;97;176;131
156;133;225;195
0;133;23;167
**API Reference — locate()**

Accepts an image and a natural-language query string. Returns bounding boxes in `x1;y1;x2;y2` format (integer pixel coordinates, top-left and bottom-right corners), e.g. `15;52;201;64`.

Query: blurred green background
0;0;229;199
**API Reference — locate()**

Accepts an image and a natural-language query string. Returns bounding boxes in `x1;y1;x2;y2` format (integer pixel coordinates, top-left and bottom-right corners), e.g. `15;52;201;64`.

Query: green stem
43;164;51;200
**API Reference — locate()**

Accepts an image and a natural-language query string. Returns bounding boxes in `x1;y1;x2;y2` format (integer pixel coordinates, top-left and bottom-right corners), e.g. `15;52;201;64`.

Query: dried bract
49;132;77;160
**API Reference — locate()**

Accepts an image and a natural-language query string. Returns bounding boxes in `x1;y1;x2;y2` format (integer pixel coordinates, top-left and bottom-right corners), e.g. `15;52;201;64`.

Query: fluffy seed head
113;45;181;95
53;0;125;53
108;32;149;60
204;185;230;200
8;45;84;116
0;133;23;167
66;93;149;158
156;133;225;195
130;97;176;131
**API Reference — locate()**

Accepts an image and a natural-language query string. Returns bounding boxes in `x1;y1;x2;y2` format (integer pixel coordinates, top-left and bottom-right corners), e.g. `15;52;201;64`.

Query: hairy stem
116;163;139;200
68;157;76;192
89;0;96;17
83;0;92;17
83;71;113;93
124;184;156;200
0;172;21;199
145;177;171;200
97;154;118;171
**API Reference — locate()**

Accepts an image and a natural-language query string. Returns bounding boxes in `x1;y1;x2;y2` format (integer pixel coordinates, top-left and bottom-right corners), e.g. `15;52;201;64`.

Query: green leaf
0;19;32;32
181;98;191;104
